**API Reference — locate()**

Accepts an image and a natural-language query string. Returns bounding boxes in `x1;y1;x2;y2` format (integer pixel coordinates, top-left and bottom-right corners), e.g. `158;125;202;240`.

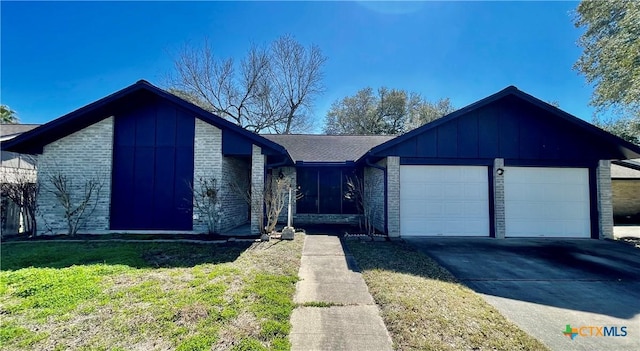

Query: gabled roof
0;124;41;140
612;159;640;179
362;86;640;161
1;80;290;157
263;134;394;163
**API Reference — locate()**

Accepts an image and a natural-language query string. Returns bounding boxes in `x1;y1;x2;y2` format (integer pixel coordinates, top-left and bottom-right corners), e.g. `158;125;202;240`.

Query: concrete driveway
405;238;640;351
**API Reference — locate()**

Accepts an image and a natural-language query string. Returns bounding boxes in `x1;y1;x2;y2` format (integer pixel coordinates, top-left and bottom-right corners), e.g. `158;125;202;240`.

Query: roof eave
367;86;640;159
1;80;291;160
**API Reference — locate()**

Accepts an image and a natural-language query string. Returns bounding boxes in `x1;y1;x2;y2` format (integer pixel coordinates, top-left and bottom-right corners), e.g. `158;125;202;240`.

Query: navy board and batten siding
375;95;626;164
110;100;195;230
365;87;640;239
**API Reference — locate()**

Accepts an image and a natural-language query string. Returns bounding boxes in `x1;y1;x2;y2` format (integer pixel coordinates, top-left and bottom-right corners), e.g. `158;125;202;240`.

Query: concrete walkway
290;235;393;351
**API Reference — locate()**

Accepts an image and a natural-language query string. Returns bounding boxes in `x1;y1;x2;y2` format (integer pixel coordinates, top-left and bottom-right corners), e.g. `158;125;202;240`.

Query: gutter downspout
365;158;388;234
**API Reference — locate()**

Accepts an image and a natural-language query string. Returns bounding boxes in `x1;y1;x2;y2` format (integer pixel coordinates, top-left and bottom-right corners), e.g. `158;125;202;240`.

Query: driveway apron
407;238;640;351
290;235;393;351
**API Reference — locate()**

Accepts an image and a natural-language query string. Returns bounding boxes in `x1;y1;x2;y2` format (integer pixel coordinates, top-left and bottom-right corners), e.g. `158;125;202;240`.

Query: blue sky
1;1;591;132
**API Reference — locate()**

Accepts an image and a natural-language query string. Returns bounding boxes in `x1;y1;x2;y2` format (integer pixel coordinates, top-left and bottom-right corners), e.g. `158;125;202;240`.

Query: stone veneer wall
36;117;114;234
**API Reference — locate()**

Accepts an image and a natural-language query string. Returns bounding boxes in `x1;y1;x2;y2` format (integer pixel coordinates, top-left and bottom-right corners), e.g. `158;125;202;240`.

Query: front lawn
0;236;303;351
346;240;549;351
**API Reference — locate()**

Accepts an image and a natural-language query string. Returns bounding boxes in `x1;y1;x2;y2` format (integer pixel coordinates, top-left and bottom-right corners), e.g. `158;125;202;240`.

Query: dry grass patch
346;240;549;351
1;235;304;351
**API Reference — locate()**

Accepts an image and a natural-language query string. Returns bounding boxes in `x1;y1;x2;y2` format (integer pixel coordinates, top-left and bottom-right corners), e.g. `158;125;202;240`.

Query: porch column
493;158;506;239
251;145;265;235
597;160;614;240
387;156;400;238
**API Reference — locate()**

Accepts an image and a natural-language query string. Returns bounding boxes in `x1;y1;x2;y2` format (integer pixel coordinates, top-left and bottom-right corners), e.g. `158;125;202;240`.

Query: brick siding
36;117;114;234
612;179;640;219
294;213;361;226
597;160;614;239
364;161;385;233
386;156;400;237
251;145;265;234
274;166;297;225
493;158;505;239
220;156;250;231
193;118;223;233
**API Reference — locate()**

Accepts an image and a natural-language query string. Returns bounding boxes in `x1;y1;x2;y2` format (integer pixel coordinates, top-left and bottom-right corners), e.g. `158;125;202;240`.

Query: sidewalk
289;235;393;351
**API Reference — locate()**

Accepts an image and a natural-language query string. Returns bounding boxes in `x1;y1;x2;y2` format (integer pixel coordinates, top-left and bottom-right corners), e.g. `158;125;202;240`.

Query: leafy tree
404;96;456;131
594;115;640;145
323;87;454;135
1;105;19;124
168;35;326;134
574;1;640;118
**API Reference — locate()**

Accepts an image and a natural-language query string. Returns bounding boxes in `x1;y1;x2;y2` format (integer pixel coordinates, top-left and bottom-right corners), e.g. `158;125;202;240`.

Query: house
1;123;40;234
3;80;640;239
611;159;640;223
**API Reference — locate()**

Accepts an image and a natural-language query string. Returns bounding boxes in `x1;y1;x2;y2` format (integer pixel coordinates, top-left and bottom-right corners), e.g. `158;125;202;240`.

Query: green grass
1;236;303;351
346;240;550;351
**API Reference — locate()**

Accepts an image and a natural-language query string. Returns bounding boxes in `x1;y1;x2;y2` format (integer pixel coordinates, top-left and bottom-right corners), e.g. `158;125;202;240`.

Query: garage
400;165;489;236
362;86;640;239
504;167;590;238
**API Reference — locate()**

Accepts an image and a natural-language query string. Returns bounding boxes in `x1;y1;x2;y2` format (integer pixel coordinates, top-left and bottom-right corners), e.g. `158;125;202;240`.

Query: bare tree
41;169;105;236
190;176;221;234
1;169;37;236
345;175;377;236
229;171;301;235
168;35;326;134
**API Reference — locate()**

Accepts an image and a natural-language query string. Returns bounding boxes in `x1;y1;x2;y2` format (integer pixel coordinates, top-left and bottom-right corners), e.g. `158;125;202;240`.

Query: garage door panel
445;184;464;198
464;185;484;199
505;167;590;238
400;165;489;236
424;184;442;197
444;202;463;216
464;203;486;216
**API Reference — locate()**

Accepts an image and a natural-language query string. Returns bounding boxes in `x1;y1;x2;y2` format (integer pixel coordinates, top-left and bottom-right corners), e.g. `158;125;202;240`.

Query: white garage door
400;165;489;236
504;167;590;238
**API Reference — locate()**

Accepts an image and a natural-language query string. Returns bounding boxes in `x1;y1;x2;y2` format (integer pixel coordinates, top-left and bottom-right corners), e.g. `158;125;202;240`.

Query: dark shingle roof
0;124;41;138
263;134;394;163
2;81;288;157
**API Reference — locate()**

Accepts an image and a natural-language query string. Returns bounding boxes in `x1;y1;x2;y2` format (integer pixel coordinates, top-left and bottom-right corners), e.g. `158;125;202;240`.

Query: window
297;167;359;214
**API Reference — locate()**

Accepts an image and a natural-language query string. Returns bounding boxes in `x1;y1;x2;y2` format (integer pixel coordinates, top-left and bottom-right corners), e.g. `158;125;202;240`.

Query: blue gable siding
372;95;628;165
111;97;195;230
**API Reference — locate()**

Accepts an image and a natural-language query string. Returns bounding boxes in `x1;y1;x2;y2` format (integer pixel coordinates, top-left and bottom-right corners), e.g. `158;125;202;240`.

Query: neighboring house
611;159;640;223
1;124;40;234
2;81;640;239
